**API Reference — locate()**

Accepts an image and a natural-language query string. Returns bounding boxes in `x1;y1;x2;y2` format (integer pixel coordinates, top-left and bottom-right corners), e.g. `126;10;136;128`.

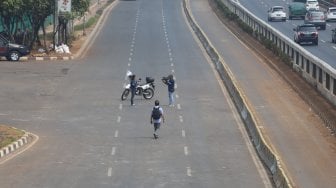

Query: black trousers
131;89;135;105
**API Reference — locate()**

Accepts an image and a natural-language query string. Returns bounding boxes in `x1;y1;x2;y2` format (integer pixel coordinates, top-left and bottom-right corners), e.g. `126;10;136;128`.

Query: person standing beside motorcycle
130;74;137;106
163;74;175;106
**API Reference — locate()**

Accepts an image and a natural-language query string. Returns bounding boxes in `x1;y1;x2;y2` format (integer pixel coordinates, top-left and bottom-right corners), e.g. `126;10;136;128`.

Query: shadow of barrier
183;0;292;187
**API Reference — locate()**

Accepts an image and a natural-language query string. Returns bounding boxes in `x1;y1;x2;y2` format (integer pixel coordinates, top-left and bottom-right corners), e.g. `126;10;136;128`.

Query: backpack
152;107;162;120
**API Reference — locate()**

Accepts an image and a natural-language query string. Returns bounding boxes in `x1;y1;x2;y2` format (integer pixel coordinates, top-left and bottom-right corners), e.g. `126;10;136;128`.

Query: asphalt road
0;0;271;187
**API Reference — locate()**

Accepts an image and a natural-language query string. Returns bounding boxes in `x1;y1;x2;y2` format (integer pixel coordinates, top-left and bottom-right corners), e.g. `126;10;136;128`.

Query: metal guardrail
320;0;336;7
222;0;336;132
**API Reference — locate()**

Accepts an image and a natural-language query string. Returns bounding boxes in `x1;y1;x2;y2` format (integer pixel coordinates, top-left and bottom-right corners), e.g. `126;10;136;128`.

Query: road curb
23;56;74;61
0;130;34;159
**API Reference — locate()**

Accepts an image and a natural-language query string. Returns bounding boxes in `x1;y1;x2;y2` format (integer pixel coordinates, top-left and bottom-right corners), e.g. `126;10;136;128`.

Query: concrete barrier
183;0;292;187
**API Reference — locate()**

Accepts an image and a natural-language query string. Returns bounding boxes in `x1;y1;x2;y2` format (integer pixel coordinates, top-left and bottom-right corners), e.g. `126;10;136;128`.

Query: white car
326;7;336;22
305;0;319;11
268;6;287;21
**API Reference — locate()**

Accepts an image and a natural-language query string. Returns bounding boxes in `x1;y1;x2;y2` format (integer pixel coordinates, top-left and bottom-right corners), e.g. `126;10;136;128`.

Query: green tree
0;0;25;40
23;0;53;49
72;0;90;18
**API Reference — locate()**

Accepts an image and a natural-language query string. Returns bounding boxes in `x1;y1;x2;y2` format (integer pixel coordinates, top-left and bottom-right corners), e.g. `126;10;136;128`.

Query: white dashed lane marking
187;167;192;177
117;116;121;123
119;104;122;110
108;167;112;177
177;104;181;110
111;147;116;156
114;130;119;138
179;115;183;123
184;146;189;156
182;130;186;137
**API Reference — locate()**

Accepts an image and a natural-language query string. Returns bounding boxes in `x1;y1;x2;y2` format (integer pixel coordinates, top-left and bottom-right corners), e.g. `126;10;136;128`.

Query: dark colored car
332;28;336;43
288;2;306;20
293;24;318;45
0;33;30;61
293;0;306;3
304;10;326;30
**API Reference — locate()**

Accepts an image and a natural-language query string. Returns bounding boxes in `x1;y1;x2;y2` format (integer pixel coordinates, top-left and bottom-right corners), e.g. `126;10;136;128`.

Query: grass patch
0;125;25;148
74;15;99;31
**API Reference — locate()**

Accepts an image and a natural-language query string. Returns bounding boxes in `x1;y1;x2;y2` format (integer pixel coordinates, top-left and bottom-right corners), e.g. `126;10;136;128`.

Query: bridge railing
319;0;336;7
222;0;336;130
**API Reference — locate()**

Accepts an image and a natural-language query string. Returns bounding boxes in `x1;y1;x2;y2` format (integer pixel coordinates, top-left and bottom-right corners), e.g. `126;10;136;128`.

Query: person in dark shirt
165;74;175;106
150;100;164;139
129;74;137;106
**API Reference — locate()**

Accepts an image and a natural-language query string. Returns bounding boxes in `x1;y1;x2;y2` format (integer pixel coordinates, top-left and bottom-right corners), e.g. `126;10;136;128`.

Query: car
288;2;307;20
325;7;336;22
332;28;336;43
267;6;287;21
305;0;319;11
0;33;30;61
304;10;326;30
293;24;318;45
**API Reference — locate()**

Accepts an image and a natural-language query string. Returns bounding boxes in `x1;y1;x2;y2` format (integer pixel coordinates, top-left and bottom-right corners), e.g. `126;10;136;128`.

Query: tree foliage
0;0;90;49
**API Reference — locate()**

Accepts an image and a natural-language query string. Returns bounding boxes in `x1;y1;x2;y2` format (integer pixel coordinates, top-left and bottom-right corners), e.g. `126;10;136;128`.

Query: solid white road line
108;167;112;177
114;130;119;138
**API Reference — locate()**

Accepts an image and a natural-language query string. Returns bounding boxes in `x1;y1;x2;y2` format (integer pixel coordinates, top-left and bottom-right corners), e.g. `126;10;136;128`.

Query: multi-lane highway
0;0;335;187
0;0;271;187
238;0;336;68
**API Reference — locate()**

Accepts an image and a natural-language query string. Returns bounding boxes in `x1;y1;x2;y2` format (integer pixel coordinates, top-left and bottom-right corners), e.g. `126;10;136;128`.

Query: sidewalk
188;0;336;187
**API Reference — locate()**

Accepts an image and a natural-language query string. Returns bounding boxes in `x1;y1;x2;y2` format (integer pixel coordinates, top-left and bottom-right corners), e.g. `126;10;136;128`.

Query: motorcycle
121;77;155;101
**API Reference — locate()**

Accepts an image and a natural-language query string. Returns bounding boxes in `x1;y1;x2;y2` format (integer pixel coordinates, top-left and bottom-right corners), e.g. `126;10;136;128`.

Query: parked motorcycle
121;77;155;101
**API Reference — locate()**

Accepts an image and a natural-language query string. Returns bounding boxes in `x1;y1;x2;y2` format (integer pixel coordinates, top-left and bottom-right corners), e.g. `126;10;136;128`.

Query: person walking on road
151;100;165;139
130;74;137;106
163;74;175;106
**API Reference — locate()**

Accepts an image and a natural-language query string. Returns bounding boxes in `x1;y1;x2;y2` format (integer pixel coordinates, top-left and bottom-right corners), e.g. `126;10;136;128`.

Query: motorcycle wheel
143;88;154;99
121;89;130;101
